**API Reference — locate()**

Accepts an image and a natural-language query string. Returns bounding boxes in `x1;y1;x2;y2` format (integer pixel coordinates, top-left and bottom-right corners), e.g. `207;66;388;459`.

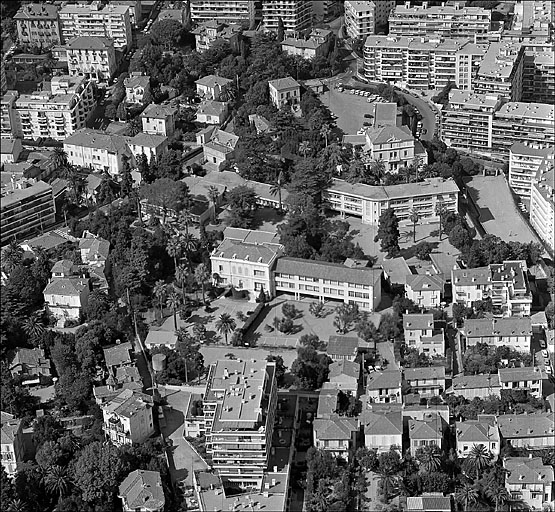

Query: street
397;91;437;142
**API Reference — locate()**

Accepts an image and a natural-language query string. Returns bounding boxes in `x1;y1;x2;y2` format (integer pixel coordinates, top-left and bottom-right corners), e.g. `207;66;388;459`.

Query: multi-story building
190;0;260;25
58;1;132;50
403;367;445;397
0;93;17;139
344;0;395;39
461;317;532;353
452;260;533;317
498;367;548;399
361;407;403;453
200;128;239;170
405;273;443;309
43;275;90;323
9;348;52;379
455;415;500;459
202;359;277;490
509;143;554;198
102;389;154;446
281;28;332;60
447;373;501;400
313;415;358;461
141;104;177;137
327;177;459;226
127;132;168;166
268;77;301;109
195;74;234;101
124;73;151;105
363;36;486;91
327;336;359;362
403;314;445;357
522;50;555;104
66;36;117;82
1;181;55;245
0;412;24;476
111;0;142;27
511;0;554;38
389;2;492;43
14;3;61;48
408;412;446;455
0;61;7;96
504;457;554;510
497;412;554;450
530;154;555;252
440;90;502;156
262;0;312;33
474;41;525;102
367;370;402;404
192;20;242;53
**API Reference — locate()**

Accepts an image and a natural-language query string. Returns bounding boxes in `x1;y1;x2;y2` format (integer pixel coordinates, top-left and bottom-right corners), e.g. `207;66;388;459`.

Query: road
397;91;437;142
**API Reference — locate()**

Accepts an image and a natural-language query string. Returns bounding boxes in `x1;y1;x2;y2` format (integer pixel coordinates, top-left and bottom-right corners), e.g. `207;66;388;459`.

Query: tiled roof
64;129;129;153
362;410;402;436
104;389;152;419
268;76;300;91
366;125;413;145
406;273;443;292
118;470;165;511
195;75;233;88
464;317;532;337
15;3;58;19
124;75;150;89
223;227;280;245
51;259;76;275
66;36;113;50
329;360;360;380
379;256;412;285
367;370;402;391
248;114;271;133
43;277;89;296
498;366;547;383
145;330;178;347
141;104;177;119
497;413;554;438
327;336;359;357
403;314;434;331
456;417;499;444
103;342;133;369
450;373;501;392
407;496;452;512
206;129;238;151
10;348;51;372
313;417;358;440
404;366;445;382
129;132;167;148
213;238;280;265
409;413;444;439
197;100;227;116
452;266;490;286
505;457;554;485
1;414;21;444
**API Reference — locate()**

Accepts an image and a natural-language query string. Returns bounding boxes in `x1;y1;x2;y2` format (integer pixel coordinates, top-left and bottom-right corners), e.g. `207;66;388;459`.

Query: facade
504;457;554;510
1;412;24;476
14;3;61;48
1;93;17;140
327;177;459;226
124;74;150;104
66;36;117;82
1;181;56;245
447;373;501;400
403;367;445;397
497;413;554;450
111;0;142;27
403;313;444;357
455;415;500;459
119;470;165;512
274;257;382;312
522;50;555;104
281;28;332;60
529;154;555;252
461;317;532;353
102;389;154;446
141;104;177;137
268;77;301;109
126;132;168;165
43;276;90;321
196;100;229;125
367;370;402;404
203;359;278;489
405;274;443;309
409;412;446;455
6;76;96;141
262;1;312;34
361;408;403;453
388;2;491;43
195;75;234;101
0;138;23;165
201;128;239;170
313;416;358;461
190;0;259;25
508;143;554;198
58;2;132;49
498;367;548;399
344;0;395;39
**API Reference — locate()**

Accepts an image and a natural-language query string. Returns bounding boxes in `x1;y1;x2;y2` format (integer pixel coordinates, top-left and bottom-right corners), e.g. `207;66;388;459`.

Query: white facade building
509;143;554;198
529;154;555;252
262;0;312;34
66;36;117;82
345;1;395;39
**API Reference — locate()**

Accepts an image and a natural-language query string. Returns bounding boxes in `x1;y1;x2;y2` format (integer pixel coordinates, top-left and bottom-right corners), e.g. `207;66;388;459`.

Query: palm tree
1;240;24;273
299;140;310;159
415;445;442;473
269;171;285;211
180;233;198;270
178;209;194;237
374;466;400;503
194;263;210;303
207;185;220;223
153;280;168;317
7;499;29;512
175;264;188;301
320;123;331;147
67;170;86;205
465;444;493;480
409;208;420;243
166;236;182;269
485;482;511;512
368;158;386;184
43;465;71;502
215;313;236;345
166;291;181;331
22;314;46;347
435;199;449;241
52;147;69;172
454;484;478;511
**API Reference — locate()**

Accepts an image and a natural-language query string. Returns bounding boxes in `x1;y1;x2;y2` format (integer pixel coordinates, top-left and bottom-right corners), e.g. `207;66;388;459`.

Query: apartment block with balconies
509;143;554;198
190;0;260;25
344;0;395;39
66;36;117;82
530;154;555;253
262;0;312;34
14;3;61;48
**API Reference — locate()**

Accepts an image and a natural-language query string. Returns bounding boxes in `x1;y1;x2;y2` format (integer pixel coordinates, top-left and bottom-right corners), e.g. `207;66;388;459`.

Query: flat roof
1;181;52;208
496;101;555;121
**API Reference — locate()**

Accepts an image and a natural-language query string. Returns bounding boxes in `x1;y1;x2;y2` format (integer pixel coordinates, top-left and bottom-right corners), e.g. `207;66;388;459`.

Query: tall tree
166;236;182;269
375;208;401;258
415;445;443;473
409;208;419;243
1;240;24;273
166;291;181;331
180;233;198;271
454;484;478;511
174;264;188;301
207;186;220;223
194;263;210;303
320;123;331;148
43;465;72;503
269;171;285;211
435;200;449;241
22;314;46;348
153;280;168;317
299;140;311;159
276;17;285;42
215;313;236;345
464;444;493;480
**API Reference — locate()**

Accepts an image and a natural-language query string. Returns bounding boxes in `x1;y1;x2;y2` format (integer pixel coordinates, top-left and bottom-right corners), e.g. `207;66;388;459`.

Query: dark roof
327;336;359;356
103;342;132;369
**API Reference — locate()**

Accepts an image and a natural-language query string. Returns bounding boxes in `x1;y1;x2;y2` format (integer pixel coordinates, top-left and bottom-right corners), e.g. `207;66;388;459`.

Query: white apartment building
141;104;177;137
530;154;555;252
66;36;117;82
268;76;301;109
111;0;143;27
505;457;554;511
461;317;532;353
326;177;459;226
1;181;56;245
59;1;132;50
388;2;492;43
363;36;486;91
1;93;17;139
102;389;154;446
14;3;61;48
509;143;554;198
344;0;395;39
262;0;312;34
190;0;259;25
6;76;95;142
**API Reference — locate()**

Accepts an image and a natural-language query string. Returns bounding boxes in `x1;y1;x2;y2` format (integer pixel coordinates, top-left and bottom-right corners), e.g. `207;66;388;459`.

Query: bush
282;303;300;320
415;241;433;260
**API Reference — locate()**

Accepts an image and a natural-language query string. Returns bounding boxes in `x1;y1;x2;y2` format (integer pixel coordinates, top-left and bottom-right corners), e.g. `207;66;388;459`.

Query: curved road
397;91;438;142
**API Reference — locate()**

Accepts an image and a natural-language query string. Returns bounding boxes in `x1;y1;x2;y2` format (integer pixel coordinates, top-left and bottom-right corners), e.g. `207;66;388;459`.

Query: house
446;373;501;400
118;470;165;512
498;366;548;399
196;100;229;125
461;317;532;353
380;256;412;286
403;313;445;356
504;457;554;510
407;495;452;512
141;104;177;137
124;73;150;105
1;138;22;165
144;330;178;350
405;273;443;309
313;416;358;461
497;412;554;450
192;20;241;53
304;78;325;95
403;367;446;397
102;389;154;446
366;370;402;404
79;232;110;267
201;128;239;170
361;407;403;453
51;259;78;278
326;360;360;394
195;75;233;101
248;114;272;134
327;336;359;362
1;412;24;476
268;77;301;109
66;36;117;82
103;342;133;375
455;414;500;459
126;132;168;164
43;277;90;323
409;411;446;454
281;30;331;60
9;348;52;378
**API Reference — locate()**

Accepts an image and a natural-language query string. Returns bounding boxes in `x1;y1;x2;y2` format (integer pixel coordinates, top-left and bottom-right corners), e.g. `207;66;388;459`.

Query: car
546;365;552;374
540;339;547;349
367;98;373;102
542;350;549;359
349;89;355;94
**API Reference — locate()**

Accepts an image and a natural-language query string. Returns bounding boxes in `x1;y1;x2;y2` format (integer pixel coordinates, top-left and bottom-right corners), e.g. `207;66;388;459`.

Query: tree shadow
188;314;214;325
245;331;261;347
400;241;439;260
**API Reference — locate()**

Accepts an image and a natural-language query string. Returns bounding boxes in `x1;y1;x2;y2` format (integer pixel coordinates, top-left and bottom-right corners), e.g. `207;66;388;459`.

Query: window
254;270;264;277
254;282;263;291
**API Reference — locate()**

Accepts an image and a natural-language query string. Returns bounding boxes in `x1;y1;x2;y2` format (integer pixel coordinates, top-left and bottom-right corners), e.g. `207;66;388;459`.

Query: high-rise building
529;154;555;252
511;0;553;38
190;0;261;26
262;0;312;34
344;0;395;39
522;50;555;104
388;1;492;43
509;143;554;197
14;3;61;48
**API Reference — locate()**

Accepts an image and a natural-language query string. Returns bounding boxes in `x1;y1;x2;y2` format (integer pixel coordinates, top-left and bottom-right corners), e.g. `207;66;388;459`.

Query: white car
546;365;552;374
541;350;549;359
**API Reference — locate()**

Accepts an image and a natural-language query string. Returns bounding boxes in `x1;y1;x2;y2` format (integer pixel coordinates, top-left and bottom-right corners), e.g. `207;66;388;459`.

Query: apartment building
58;1;132;50
190;0;260;25
403;314;445;357
497;413;554;450
262;1;312;34
327;177;459;226
1;181;56;245
509;143;554;198
202;359;277;490
498;367;548;399
530;154;555;252
66;36;117;82
363;36;486;91
14;3;61;48
102;389;154;446
408;412;446;455
461;317;532;353
1;412;24;476
268;77;301;109
344;0;395;39
1;93;17;139
389;2;492;43
455;415;500;459
512;0;553;38
447;373;501;400
403;367;445;397
451;260;533;317
111;0;142;27
274;257;382;312
141;104;177;137
361;408;403;453
6;76;95;142
522;50;555;104
474;41;525;102
504;457;554;510
440;90;502;156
